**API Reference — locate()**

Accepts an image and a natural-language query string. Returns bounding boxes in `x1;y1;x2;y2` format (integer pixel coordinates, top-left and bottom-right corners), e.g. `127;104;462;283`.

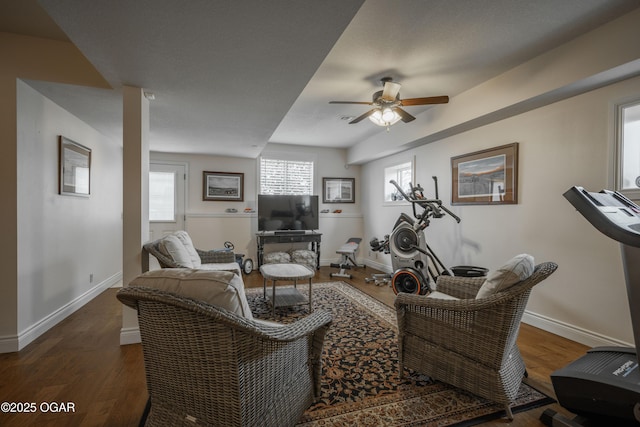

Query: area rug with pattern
245;281;554;427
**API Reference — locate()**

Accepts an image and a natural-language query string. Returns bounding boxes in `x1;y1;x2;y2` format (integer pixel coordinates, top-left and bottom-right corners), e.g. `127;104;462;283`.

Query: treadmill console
563;186;640;249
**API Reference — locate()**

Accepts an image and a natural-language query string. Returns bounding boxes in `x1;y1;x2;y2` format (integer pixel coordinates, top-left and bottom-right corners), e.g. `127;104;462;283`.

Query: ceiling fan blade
382;81;401;101
349;109;378;124
394;107;416;123
329;101;373;105
400;96;449;106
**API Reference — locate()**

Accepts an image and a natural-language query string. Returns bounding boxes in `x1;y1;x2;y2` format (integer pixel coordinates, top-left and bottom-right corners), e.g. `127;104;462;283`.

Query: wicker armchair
117;286;332;427
395;261;557;420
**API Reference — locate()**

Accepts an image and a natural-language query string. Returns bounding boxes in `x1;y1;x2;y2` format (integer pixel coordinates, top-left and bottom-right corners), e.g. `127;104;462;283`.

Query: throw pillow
476;253;535;299
264;251;291;264
290;249;317;268
161;234;194;268
130;269;253;319
172;231;202;268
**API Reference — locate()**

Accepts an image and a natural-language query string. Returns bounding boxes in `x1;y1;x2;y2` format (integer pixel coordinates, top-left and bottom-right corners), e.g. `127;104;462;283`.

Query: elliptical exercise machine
371;177;462;295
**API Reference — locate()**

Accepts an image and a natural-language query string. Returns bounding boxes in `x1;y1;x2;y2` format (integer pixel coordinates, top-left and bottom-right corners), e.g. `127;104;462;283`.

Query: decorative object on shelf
225;208;238;213
323;177;355;203
58;136;91;197
451;142;519;205
203;171;244;201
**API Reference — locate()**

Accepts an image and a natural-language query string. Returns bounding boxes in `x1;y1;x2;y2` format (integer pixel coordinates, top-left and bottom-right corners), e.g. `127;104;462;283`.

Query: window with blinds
259;157;314;195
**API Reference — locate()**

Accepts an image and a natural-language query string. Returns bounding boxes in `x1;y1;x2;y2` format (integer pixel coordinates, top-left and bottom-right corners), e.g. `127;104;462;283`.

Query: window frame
149;170;177;222
383;157;415;206
614;98;640;201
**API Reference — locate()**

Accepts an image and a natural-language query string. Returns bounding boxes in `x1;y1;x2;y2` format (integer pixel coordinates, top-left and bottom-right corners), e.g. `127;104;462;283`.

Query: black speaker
391;268;428;295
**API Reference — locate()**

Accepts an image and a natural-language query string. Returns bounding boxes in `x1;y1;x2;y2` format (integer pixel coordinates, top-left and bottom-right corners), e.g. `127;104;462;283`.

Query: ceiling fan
329;77;449;128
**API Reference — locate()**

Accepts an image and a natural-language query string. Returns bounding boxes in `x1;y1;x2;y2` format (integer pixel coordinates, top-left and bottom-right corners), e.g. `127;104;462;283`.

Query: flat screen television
258;194;319;232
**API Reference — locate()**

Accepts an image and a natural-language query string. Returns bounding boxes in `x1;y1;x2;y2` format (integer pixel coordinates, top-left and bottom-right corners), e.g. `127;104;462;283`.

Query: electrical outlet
89;274;93;283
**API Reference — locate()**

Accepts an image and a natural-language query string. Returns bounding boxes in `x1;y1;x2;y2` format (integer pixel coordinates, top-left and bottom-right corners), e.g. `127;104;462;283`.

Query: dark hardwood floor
0;266;588;426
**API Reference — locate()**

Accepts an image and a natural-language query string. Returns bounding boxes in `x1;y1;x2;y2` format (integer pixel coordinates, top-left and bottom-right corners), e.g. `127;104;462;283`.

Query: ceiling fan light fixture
369;108;401;127
329;79;448;128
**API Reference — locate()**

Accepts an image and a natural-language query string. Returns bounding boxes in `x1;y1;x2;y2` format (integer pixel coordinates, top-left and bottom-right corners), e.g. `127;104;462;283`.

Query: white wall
361;75;640;348
14;80;122;350
151;144;364;266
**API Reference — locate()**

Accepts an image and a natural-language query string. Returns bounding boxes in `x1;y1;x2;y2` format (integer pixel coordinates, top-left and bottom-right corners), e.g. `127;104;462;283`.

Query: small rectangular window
384;160;413;203
616;100;640;200
149;171;176;221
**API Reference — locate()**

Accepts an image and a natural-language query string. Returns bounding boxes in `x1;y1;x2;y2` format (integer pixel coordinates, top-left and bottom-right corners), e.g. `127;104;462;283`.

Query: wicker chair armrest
434;275;485;299
395;290;513;313
117;286;332;342
198;249;235;264
252;310;333;342
142;240;180;269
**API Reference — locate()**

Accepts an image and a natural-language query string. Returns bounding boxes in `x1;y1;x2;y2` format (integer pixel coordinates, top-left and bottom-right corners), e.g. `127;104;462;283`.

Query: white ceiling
3;0;639;159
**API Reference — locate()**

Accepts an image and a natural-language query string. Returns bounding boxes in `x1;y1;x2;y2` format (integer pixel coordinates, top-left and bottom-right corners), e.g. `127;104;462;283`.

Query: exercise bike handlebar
389;179;461;223
437;203;461;223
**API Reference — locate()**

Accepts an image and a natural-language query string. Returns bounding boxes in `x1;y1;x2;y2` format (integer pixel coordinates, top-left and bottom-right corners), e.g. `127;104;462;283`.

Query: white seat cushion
476;254;535;299
199;261;242;276
260;263;314;280
129;269;253;319
427;291;459;300
337;242;359;254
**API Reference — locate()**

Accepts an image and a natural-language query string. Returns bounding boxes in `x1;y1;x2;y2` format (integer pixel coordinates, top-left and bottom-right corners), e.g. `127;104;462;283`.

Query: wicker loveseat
142;230;241;274
395;257;557;420
118;280;332;427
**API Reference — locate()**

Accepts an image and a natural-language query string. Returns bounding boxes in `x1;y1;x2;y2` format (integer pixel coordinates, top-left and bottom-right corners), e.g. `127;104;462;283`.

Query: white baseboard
0;272;122;354
119;327;141;345
522;310;633;349
0;335;19;353
362;259;392;273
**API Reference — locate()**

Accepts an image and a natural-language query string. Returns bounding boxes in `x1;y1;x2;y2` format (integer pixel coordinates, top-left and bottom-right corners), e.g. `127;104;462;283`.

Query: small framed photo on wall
59;136;91;197
323;177;355;203
203;171;244;201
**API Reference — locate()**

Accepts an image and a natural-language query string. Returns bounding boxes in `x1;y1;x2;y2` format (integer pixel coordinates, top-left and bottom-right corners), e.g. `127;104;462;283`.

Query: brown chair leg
505;404;514;421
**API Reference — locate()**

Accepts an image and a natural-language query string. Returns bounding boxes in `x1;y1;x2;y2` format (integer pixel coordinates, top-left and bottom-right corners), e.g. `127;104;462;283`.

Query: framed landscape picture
203;171;244;201
451;143;518;205
323;177;355;203
59;136;91;197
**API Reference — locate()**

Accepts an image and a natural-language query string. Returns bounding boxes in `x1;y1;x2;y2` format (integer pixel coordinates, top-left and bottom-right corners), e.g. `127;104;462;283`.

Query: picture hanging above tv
258;194;319;232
